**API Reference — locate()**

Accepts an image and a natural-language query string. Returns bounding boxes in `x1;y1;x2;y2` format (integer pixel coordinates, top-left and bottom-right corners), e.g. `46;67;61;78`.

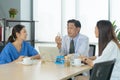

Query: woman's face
67;23;80;38
95;26;99;38
16;28;27;40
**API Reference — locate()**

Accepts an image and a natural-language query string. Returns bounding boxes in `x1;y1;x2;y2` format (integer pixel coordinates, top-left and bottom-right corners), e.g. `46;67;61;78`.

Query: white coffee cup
73;58;81;66
23;57;32;65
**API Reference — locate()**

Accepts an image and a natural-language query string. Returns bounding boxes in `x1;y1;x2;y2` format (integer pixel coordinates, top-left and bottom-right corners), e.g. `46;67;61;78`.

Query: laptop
38;46;60;61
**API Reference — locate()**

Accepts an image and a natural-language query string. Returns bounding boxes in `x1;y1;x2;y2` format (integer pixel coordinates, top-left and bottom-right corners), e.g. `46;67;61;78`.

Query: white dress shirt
94;40;120;80
59;33;89;56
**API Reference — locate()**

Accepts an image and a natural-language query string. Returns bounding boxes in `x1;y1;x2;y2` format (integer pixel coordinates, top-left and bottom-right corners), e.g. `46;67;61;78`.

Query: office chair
88;44;96;75
88;44;96;57
90;59;116;80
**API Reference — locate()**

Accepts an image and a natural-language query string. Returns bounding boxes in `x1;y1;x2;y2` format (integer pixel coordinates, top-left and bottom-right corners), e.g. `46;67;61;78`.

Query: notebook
38;46;60;61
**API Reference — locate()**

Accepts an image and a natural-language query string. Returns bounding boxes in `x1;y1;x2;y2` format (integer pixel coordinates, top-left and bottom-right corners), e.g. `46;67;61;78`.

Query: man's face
67;23;80;38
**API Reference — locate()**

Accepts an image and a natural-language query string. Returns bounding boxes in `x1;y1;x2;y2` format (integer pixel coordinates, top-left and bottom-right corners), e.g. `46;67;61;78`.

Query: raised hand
55;33;62;49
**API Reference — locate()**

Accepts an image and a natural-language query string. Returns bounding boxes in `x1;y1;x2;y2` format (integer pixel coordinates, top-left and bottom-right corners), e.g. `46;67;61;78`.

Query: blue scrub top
0;41;38;64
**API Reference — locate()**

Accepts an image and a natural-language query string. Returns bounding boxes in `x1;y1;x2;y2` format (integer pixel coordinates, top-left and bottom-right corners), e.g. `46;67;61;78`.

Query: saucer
71;63;84;66
22;62;33;66
72;64;81;66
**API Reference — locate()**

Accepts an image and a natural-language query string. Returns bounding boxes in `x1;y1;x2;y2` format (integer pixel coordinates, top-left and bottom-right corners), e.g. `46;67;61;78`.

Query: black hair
97;20;120;56
7;24;25;43
67;19;81;28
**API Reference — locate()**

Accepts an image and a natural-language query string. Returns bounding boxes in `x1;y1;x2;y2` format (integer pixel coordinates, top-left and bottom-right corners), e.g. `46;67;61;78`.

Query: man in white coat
55;19;89;57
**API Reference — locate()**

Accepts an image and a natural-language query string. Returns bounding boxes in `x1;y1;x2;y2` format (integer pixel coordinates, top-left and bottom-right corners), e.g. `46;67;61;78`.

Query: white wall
20;0;32;20
0;0;20;19
0;0;32;41
0;0;31;20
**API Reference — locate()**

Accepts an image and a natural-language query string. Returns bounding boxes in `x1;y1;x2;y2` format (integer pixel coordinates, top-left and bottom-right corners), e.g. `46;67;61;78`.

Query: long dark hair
7;24;25;43
97;20;120;56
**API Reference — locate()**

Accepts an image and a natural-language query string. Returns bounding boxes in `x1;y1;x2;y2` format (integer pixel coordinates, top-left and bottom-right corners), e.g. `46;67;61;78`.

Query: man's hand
55;36;62;49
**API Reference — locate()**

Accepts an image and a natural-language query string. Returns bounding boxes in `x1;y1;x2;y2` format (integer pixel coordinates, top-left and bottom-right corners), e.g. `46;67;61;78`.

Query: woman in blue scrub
0;24;40;64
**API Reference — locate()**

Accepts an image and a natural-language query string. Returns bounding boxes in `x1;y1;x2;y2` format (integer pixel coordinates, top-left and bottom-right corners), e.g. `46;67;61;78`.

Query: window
78;0;108;42
110;0;120;27
33;0;108;43
33;0;61;42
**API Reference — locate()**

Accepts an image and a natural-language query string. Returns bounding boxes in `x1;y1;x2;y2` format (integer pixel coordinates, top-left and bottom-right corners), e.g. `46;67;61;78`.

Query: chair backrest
90;59;116;80
88;44;96;57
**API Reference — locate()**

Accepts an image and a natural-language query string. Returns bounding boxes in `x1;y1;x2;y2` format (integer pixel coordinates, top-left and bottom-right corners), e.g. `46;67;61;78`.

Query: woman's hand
88;56;96;60
80;55;94;66
80;55;87;62
85;58;94;67
15;56;24;62
30;54;41;60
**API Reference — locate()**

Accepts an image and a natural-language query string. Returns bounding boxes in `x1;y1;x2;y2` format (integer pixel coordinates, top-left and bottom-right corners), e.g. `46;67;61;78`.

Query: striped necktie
69;39;75;54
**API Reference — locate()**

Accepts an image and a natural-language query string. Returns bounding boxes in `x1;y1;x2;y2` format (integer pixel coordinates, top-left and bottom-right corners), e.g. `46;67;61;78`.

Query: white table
0;60;91;80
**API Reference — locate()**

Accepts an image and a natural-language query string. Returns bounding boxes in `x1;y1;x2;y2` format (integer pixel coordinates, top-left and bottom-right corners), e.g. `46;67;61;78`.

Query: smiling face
67;23;80;38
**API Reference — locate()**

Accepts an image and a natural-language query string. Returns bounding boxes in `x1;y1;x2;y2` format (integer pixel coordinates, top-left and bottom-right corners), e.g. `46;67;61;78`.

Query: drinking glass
70;54;79;66
41;55;46;64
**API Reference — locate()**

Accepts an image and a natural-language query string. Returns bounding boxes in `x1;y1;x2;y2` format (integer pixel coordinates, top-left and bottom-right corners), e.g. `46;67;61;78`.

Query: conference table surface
0;60;92;80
